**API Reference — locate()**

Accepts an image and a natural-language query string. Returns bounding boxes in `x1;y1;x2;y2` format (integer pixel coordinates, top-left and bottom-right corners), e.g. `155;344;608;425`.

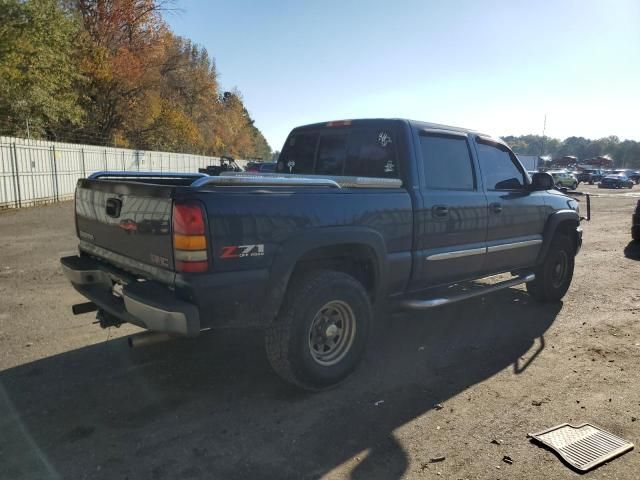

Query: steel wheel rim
552;250;568;288
308;300;356;366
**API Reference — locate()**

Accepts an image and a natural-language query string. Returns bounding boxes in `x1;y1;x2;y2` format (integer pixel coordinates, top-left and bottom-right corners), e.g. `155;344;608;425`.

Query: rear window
278;127;399;178
344;129;398;177
316;134;348;175
277;132;318;173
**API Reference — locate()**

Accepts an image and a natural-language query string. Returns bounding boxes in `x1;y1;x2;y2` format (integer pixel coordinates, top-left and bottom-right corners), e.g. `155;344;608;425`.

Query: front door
474;137;547;274
411;130;489;290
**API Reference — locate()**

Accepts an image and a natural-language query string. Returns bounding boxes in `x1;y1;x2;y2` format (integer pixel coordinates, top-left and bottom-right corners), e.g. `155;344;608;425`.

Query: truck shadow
623;240;640;260
0;289;560;480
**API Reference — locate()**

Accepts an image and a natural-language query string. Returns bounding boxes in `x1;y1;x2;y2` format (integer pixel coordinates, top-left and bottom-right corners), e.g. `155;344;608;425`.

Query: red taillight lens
172;202;208;273
175;260;209;273
173;203;205;235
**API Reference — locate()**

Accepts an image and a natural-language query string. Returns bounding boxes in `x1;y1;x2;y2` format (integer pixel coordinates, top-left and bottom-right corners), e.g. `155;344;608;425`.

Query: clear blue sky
167;0;640;151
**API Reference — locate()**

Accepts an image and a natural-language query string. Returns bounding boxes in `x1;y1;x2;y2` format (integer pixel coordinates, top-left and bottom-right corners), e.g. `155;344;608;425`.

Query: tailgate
75;179;175;273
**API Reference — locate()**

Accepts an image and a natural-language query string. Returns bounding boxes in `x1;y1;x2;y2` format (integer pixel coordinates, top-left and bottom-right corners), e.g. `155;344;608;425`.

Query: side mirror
531;172;554;191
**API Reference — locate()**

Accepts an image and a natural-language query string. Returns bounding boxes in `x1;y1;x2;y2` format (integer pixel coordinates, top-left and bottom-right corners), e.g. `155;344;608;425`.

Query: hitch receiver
95;309;122;329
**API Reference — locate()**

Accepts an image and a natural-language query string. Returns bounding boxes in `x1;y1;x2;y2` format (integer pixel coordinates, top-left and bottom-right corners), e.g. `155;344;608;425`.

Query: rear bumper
60;255;200;337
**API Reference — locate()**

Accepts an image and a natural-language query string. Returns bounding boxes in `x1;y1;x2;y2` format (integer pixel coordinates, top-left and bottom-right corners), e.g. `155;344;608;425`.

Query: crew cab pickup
61;119;584;390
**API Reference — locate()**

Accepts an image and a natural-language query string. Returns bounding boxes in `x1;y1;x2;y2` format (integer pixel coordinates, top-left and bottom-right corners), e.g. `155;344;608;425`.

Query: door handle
432;205;449;217
490;202;503;213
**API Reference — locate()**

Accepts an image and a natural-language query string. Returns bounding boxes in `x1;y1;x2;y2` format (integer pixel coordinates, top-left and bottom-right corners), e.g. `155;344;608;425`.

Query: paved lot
1;185;639;480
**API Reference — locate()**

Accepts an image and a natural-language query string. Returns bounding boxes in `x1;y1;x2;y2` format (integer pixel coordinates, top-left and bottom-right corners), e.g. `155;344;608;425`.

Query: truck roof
291;118;484;136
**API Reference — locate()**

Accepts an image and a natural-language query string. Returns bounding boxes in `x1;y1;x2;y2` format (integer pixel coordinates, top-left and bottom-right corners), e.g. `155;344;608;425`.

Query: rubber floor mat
528;423;634;471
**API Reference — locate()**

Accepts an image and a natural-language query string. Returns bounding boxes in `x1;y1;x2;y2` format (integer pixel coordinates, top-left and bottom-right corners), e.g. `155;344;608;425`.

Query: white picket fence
0;136;249;209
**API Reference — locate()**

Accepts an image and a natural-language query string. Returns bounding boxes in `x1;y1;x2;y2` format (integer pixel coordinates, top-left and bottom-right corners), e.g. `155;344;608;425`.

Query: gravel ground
1;184;639;480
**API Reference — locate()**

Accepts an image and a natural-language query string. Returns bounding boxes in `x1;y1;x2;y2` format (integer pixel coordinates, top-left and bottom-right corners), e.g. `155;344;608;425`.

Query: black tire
265;270;372;390
571;182;578;190
527;234;575;302
633;227;640;242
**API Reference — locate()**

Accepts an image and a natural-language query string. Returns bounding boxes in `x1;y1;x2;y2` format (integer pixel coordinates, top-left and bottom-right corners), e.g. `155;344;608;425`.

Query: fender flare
262;226;388;322
536;209;580;263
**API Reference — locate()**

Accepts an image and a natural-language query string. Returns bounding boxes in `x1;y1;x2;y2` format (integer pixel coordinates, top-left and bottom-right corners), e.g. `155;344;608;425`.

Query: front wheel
571;182;578;190
265;270;372;390
527;234;575;302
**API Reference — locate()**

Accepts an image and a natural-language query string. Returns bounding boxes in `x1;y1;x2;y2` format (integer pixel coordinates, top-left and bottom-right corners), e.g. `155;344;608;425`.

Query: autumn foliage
0;0;272;159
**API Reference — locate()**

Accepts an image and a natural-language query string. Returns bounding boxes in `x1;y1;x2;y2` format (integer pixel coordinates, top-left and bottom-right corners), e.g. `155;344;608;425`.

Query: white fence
0;136;249;209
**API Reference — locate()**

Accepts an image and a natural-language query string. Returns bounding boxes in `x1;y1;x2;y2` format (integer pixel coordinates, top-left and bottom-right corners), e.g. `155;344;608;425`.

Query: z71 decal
220;244;265;259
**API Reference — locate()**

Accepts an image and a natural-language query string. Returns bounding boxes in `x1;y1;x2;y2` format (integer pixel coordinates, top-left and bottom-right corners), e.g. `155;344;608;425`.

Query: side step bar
400;273;535;310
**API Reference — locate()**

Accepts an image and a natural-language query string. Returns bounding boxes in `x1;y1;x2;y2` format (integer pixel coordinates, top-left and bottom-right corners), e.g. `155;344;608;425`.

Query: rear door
474;137;547;273
410;130;488;290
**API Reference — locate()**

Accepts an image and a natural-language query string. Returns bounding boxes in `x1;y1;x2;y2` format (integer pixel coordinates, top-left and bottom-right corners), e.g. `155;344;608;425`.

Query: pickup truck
575;169;604;185
60;118;584;390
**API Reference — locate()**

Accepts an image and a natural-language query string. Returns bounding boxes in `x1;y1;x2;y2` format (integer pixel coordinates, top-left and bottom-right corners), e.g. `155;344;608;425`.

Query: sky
167;0;640;151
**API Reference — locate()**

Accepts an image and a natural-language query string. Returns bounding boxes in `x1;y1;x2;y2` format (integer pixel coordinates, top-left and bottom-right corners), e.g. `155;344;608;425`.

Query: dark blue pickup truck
61;118;584;390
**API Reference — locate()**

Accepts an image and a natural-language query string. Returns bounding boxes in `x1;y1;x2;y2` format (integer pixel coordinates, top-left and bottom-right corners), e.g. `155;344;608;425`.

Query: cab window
476;140;526;190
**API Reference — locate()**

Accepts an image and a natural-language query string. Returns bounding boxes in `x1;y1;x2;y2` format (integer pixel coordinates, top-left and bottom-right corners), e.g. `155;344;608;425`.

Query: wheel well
289;244;379;300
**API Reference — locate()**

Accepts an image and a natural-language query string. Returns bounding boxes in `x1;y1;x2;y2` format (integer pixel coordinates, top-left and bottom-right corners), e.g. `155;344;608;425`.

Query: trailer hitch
94;309;122;329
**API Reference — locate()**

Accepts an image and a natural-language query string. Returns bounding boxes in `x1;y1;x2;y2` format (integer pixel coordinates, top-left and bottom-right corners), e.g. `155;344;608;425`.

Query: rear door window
420;133;475;190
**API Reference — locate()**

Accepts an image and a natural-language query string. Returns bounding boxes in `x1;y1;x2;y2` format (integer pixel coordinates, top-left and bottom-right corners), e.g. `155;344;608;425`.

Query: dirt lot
1;185;639;480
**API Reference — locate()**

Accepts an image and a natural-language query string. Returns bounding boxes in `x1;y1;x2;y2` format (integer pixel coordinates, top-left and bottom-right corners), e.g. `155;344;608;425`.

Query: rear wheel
527;234;575;302
265;270;372;390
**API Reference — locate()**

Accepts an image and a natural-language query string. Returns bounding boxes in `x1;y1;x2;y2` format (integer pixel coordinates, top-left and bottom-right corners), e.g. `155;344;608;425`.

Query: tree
503;133;640;168
0;0;84;138
0;0;272;158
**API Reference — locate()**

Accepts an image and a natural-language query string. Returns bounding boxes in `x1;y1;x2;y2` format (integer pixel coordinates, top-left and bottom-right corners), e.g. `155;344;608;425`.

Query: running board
400;273;535;310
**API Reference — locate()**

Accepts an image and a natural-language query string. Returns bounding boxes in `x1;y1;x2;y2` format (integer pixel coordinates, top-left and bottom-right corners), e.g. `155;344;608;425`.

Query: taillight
172;202;209;273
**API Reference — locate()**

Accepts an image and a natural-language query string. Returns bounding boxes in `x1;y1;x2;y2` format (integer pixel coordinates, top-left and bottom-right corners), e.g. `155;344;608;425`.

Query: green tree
0;0;84;137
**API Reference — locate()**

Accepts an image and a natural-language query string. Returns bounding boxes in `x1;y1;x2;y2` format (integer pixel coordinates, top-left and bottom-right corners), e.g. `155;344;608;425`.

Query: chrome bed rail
86;170;403;190
88;171;206;180
191;174;341;189
217;171;403;189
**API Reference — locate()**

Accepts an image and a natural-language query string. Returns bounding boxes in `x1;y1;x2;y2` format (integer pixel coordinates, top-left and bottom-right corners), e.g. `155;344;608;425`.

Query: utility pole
540;114;547;157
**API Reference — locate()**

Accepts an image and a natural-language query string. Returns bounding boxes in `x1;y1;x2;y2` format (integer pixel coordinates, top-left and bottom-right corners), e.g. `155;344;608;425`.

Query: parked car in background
549;170;578;189
599;174;634;189
615;169;640;184
632;200;640;241
576;169;604;185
